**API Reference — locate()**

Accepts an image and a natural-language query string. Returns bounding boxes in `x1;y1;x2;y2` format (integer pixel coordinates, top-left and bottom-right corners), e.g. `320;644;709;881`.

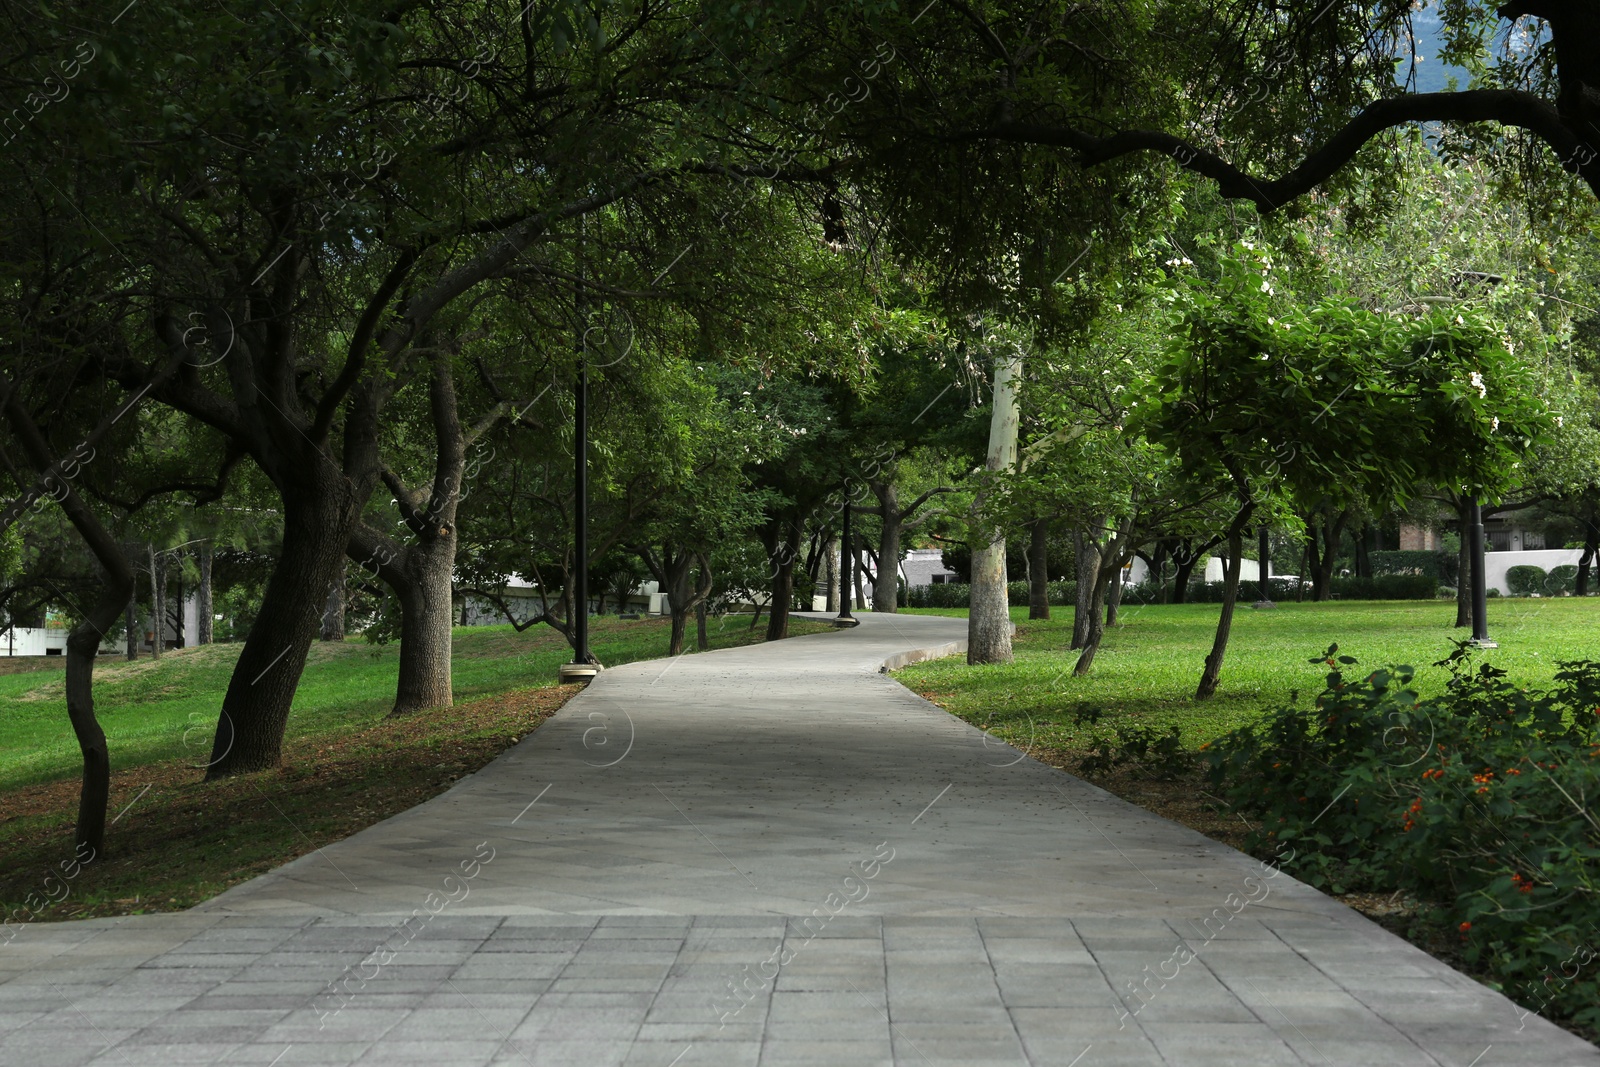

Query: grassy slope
1;614;833;921
1;613;824;791
897;599;1600;753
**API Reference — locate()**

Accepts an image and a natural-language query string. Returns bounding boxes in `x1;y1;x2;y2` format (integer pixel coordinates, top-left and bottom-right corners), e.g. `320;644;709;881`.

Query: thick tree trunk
696;599;709;650
389;538;455;714
1197;516;1252;700
968;347;1020;665
124;598;137;660
148;545;164;659
1171;557;1196;604
765;561;794;640
1027;517;1051;620
321;560;347;641
873;483;902;613
1071;528;1100;649
1073;514;1135;676
196;545;213;645
205;472;357;777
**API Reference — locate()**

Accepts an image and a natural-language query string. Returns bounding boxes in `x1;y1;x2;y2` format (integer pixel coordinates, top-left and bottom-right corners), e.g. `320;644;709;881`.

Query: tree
968;332;1021;665
1144;244;1552;697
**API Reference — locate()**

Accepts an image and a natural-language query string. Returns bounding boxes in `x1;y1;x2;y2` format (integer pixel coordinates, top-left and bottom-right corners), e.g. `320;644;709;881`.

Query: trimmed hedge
909;573;1437;607
1371;549;1459;585
1545;564;1579;595
1505;565;1548;596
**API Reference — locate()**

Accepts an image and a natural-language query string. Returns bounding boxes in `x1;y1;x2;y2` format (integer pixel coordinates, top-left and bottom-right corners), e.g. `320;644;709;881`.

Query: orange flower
1459;921;1471;933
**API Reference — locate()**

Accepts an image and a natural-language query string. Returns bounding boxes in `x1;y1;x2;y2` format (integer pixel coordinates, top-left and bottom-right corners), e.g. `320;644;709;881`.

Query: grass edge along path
0;615;834;928
896;598;1600;1046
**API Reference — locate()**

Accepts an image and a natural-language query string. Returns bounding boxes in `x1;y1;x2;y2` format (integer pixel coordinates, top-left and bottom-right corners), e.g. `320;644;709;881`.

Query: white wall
1482;548;1586;595
1203;557;1260;583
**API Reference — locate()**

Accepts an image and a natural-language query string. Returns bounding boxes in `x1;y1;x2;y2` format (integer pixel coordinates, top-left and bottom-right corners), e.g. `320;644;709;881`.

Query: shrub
1203;645;1600;1035
905;582;971;609
1436;586;1457;599
1544;564;1579;596
1505;564;1548;596
1371;549;1459;585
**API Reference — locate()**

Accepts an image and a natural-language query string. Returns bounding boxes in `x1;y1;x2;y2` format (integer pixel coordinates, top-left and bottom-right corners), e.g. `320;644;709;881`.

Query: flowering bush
1203;643;1600;1033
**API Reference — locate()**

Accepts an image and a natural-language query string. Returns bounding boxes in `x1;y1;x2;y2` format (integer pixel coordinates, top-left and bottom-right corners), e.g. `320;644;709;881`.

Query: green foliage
1505;565;1549;596
1371;549;1459;584
1546;565;1580;595
1202;644;1600;1034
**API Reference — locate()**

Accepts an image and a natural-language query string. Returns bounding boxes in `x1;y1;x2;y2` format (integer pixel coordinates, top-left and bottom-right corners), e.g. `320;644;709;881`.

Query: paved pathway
2;613;1596;1066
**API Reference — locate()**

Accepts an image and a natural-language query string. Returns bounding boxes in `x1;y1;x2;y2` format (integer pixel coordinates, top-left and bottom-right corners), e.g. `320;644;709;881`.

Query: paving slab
1;612;1596;1065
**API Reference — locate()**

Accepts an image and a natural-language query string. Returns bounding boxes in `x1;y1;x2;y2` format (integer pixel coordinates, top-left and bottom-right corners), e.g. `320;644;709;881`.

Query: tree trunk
321;559;347;641
1105;562;1125;627
853;550;868;611
1027;517;1051;620
389;537;456;715
761;550;787;643
696;599;709;650
2;377;134;860
173;575;184;648
1073;517;1134;676
149;544;164;659
1577;513;1599;596
205;471;358;777
124;597;138;660
873;482;902;613
1071;528;1100;649
1197;516;1252;699
196;544;213;645
968;348;1019;665
823;535;839;613
1171;556;1196;604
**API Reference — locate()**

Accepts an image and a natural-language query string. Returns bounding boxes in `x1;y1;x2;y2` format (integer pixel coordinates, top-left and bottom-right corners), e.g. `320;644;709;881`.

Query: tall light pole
561;221;601;682
835;483;857;627
1467;496;1497;647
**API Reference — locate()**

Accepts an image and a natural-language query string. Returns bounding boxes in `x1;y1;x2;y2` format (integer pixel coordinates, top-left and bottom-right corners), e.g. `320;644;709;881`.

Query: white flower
1556;416;1565;428
1491;416;1500;432
1468;371;1486;399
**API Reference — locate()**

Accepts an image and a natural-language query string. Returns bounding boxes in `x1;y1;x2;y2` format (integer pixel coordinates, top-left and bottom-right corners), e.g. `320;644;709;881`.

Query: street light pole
1467;496;1497;647
835;484;857;626
561;221;601;682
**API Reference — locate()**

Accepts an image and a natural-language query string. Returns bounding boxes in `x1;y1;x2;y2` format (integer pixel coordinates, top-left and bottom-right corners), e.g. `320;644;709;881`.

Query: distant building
901;548;959;588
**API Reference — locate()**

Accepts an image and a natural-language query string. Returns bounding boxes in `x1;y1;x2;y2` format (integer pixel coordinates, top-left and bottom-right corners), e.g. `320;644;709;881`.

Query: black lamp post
1467;496;1497;647
835;484;857;626
560;224;601;682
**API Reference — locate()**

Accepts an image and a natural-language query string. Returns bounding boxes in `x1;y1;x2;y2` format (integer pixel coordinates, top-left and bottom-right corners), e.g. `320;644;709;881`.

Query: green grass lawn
1;613;833;791
897;598;1600;753
0;612;833;921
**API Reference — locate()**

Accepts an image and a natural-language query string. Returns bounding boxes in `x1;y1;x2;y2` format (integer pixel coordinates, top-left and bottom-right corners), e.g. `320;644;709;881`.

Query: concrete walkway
2;613;1596;1066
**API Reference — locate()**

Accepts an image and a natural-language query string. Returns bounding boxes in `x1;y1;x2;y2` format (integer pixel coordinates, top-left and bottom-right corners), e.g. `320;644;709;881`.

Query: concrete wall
1482;548;1586;595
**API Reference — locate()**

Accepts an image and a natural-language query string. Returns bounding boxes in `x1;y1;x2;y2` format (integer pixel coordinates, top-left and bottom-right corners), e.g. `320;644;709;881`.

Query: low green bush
1545;565;1579;596
1505;564;1548;596
1371;549;1459;585
1203;645;1600;1035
